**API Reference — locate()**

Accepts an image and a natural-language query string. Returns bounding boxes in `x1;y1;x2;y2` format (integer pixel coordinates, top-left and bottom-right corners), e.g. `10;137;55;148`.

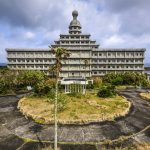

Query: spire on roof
69;10;82;34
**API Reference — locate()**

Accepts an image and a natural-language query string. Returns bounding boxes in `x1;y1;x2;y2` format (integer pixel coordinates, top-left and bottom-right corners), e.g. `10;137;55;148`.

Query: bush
48;91;68;112
57;94;68;112
103;73;116;84
97;85;116;98
0;70;18;94
112;76;123;85
17;70;46;87
47;89;55;100
45;78;56;89
86;81;94;89
103;72;149;87
34;78;56;96
93;77;103;88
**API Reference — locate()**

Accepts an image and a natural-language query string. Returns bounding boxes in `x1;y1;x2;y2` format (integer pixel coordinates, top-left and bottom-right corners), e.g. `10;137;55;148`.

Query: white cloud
103;34;125;47
0;0;150;64
24;31;35;39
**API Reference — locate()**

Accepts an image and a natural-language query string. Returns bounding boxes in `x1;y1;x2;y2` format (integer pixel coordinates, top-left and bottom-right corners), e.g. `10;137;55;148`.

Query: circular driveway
0;89;150;150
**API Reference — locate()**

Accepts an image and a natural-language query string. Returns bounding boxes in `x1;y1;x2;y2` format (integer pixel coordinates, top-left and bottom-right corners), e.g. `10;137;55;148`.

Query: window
94;72;97;74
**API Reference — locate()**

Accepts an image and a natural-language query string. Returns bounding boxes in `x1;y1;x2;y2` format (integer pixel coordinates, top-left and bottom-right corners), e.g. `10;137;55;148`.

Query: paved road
0;89;150;150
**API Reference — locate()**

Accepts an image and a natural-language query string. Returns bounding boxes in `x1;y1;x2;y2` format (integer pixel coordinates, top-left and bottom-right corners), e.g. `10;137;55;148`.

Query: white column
83;85;85;94
65;85;66;93
69;85;71;93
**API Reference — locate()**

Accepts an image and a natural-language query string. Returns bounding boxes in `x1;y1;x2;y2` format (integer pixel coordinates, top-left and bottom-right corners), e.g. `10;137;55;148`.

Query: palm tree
49;46;70;150
84;59;89;95
49;65;57;78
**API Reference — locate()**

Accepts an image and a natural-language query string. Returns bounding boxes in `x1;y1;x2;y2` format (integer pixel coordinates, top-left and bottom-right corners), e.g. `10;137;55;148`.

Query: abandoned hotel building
6;10;145;79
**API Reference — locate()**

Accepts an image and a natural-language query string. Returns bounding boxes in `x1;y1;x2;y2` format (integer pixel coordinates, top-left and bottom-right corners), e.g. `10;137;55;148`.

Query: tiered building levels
6;10;145;78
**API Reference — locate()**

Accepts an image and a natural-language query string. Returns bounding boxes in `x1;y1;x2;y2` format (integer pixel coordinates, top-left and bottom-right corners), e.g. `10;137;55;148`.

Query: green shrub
93;77;103;88
86;82;94;89
47;89;55;100
112;76;123;85
103;72;149;87
97;85;116;98
48;91;68;112
57;94;68;112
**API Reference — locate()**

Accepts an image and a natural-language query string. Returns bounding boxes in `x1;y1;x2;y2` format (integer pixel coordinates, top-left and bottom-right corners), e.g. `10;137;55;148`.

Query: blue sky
0;0;150;63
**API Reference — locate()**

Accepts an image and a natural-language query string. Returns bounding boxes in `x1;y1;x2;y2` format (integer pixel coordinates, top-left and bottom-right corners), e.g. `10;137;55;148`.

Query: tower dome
72;10;78;17
69;10;82;34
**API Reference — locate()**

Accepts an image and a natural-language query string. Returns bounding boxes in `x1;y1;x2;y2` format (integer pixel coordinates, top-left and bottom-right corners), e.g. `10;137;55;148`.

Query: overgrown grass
140;92;150;101
18;92;130;124
116;142;150;150
116;86;127;90
40;146;60;150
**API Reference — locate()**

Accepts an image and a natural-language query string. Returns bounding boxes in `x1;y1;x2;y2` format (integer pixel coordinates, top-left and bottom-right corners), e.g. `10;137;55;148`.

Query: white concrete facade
6;10;145;77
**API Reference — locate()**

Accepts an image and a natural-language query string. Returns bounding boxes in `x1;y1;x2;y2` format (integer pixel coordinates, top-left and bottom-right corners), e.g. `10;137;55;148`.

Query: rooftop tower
69;10;82;34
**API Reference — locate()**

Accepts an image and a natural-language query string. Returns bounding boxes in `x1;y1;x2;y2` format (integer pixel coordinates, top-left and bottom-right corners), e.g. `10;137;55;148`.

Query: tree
50;47;70;150
0;69;18;94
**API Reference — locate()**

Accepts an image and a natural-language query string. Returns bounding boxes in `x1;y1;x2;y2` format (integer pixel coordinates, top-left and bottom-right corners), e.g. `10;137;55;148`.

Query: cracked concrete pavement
0;89;150;150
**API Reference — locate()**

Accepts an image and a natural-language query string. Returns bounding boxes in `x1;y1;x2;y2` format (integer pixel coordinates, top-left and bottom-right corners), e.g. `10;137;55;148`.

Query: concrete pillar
83;85;85;94
66;84;68;93
69;85;71;93
65;85;66;93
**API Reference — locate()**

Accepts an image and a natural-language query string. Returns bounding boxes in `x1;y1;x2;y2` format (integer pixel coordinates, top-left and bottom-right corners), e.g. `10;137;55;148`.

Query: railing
92;68;144;71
